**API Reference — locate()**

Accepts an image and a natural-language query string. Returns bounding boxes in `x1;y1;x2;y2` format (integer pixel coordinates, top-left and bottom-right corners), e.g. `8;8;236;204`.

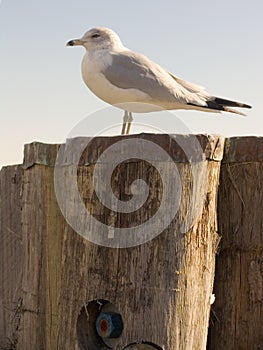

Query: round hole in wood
77;299;123;349
123;341;163;349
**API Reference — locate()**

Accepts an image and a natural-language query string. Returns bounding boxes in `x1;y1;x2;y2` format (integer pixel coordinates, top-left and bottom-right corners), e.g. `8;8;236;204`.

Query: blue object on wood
96;312;124;339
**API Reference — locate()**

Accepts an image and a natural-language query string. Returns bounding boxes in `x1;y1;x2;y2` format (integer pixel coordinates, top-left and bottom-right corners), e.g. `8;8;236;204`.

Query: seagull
67;27;251;135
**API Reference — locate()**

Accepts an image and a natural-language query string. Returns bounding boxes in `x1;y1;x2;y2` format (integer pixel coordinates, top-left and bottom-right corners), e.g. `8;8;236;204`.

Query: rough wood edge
223;136;263;163
22;134;225;169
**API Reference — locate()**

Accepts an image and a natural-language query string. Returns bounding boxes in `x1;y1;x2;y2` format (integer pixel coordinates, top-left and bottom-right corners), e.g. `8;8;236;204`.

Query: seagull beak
66;39;85;47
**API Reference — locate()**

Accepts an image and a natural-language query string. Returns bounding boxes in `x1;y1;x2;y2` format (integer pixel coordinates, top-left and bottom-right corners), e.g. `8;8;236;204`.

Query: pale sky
0;0;262;168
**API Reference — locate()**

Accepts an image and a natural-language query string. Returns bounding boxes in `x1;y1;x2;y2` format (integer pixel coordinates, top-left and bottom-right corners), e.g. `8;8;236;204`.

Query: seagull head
66;27;124;51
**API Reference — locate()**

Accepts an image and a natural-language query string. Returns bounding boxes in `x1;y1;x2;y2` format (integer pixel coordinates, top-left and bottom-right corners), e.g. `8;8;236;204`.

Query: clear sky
0;0;262;168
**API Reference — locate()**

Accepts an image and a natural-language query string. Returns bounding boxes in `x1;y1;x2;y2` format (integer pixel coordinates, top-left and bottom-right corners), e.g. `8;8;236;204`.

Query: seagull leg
121;110;129;135
126;112;133;135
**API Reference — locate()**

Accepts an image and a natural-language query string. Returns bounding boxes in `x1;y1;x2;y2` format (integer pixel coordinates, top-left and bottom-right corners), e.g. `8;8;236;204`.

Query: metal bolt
96;312;123;339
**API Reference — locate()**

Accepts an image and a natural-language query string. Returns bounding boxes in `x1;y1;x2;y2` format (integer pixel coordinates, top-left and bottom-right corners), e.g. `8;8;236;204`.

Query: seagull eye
91;33;100;39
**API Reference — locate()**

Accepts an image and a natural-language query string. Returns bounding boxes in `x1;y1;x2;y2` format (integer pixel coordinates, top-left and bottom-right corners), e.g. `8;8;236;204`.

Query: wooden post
208;137;263;349
0;165;23;349
0;134;224;349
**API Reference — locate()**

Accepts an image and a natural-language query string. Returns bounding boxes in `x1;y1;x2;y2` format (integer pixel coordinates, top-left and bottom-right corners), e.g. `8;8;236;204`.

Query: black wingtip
213;97;252;109
245;103;252;109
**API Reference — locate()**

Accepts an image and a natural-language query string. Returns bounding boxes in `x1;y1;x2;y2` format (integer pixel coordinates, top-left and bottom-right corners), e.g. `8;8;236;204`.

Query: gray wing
102;50;209;106
168;72;206;94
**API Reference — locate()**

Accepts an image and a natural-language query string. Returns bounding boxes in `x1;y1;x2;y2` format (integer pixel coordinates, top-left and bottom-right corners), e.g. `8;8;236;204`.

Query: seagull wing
102;50;251;114
168;72;206;93
168;72;251;115
102;50;207;106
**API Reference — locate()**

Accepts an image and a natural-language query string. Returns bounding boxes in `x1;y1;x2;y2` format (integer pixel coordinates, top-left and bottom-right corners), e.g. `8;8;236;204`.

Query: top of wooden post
22;133;225;169
222;136;263;163
22;134;263;170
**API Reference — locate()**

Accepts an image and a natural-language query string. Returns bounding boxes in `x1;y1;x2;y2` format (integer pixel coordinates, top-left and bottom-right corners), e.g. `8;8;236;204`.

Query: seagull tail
206;97;252;116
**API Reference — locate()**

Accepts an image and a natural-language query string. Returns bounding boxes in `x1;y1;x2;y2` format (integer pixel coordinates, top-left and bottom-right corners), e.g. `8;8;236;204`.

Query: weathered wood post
0;134;224;349
208;137;263;350
0;165;23;350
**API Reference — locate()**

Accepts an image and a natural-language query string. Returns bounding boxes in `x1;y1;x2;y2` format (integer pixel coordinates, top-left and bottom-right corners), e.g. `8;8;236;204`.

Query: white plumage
67;27;251;134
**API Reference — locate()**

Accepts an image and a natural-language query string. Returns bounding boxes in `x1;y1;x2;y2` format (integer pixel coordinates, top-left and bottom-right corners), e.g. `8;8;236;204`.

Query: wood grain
0;165;23;349
208;137;263;350
1;134;224;349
